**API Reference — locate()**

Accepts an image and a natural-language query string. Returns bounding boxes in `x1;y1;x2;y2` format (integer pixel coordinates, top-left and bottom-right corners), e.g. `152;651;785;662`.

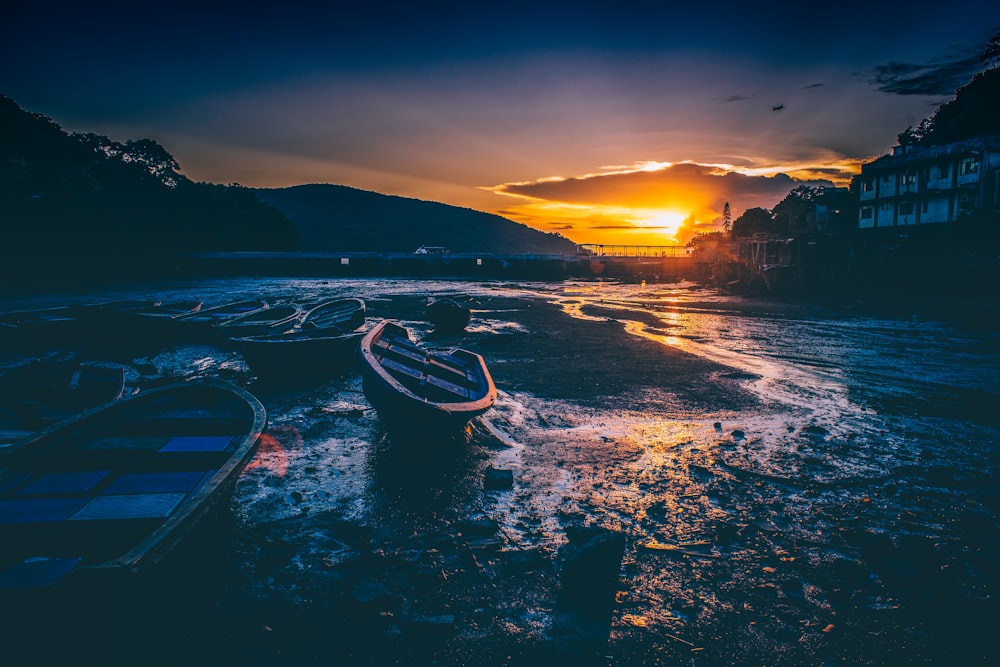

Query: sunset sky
3;1;998;245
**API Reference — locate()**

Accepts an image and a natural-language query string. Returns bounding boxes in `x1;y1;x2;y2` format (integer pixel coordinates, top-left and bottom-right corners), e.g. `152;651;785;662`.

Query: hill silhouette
255;184;577;254
1;93;577;289
0;96;300;256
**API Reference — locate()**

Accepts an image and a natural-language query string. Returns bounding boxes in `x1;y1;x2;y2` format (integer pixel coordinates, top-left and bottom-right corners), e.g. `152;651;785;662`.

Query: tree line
0;95;300;280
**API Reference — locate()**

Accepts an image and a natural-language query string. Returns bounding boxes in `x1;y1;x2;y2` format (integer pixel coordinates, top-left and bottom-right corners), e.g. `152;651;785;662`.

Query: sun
634;209;688;239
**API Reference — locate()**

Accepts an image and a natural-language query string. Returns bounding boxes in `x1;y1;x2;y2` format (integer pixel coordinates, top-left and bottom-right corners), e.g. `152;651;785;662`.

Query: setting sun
636;209;688;239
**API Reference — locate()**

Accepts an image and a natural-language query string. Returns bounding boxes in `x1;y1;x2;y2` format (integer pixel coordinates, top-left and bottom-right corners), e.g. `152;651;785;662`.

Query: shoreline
2;279;996;666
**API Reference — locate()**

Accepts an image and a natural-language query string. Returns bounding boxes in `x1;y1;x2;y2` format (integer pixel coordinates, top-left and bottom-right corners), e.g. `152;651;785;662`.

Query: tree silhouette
0;95;300;281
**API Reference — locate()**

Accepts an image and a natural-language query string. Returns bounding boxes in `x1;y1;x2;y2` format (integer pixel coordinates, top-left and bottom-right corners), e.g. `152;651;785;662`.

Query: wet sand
3;284;996;666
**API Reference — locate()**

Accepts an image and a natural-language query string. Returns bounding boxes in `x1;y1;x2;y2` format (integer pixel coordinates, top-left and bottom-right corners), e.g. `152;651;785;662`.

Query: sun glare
636;210;687;238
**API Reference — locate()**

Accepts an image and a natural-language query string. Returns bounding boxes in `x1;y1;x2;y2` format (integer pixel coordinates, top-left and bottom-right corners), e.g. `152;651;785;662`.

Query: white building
855;136;1000;228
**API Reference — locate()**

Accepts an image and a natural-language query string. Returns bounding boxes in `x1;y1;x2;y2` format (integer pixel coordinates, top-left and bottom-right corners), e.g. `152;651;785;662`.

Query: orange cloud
486;161;860;245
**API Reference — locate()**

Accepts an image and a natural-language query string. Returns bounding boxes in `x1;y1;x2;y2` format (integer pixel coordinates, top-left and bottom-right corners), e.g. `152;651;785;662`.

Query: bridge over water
184;248;697;281
577;244;692;258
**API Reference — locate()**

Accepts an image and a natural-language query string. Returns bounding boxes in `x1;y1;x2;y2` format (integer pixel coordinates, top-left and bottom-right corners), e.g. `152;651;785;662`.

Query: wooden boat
424;298;471;332
0;306;82;352
0;360;126;448
74;299;205;352
0;379;266;593
213;302;301;340
358;320;496;435
300;298;366;332
230;298;366;379
82;299;203;323
232;328;364;380
173;300;270;341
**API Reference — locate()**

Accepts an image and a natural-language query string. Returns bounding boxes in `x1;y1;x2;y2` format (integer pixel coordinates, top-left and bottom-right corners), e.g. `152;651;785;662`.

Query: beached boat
0;360;126;448
300;298;366;332
358;320;496;435
232;328;364;380
173;300;270;341
424;297;471;332
230;298;366;379
80;299;203;323
0;306;82;352
74;299;205;351
213;302;301;340
0;379;266;593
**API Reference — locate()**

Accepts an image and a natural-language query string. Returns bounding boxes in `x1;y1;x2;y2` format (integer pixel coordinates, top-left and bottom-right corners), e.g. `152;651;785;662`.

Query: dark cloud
802;83;824;90
714;95;750;103
868;51;983;95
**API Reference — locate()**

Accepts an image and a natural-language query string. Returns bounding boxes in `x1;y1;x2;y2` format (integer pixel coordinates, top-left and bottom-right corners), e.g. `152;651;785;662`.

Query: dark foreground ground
3;288;997;666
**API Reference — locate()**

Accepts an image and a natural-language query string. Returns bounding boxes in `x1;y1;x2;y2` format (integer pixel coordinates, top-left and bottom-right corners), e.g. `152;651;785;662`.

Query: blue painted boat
0;379;266;593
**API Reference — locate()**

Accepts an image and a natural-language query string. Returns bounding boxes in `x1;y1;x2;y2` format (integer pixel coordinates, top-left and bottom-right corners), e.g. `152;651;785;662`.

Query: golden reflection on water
621;319;691;352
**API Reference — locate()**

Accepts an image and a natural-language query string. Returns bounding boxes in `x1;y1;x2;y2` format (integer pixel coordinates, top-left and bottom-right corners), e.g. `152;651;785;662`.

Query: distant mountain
255;184;578;254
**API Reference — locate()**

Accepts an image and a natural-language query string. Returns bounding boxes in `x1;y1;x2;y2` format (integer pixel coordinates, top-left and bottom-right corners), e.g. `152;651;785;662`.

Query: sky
3;1;999;246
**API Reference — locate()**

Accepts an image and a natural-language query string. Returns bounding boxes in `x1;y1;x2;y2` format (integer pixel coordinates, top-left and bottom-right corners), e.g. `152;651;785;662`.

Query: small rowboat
75;299;205;352
0;379;266;593
232;328;364;380
230;298;366;380
300;298;366;332
0;360;126;448
175;300;269;327
0;306;81;352
173;300;270;342
213;303;301;340
358;320;496;436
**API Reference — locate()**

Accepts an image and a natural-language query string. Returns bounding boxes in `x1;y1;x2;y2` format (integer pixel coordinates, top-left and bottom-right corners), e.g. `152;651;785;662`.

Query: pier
182;248;697;281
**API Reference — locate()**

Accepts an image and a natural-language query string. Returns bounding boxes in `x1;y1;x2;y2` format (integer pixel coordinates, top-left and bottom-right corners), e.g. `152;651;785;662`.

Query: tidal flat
2;278;997;666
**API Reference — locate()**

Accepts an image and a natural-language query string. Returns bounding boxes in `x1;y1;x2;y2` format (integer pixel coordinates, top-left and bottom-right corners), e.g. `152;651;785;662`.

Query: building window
902;172;917;186
861;179;873;193
921;200;929;213
960;158;979;176
936;164;950;179
899;201;914;215
860;206;873;219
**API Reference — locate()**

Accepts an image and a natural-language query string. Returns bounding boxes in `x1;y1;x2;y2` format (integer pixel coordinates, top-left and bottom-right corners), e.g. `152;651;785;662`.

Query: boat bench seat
423;373;471;399
47;434;238;473
375;340;478;388
68;492;186;521
375;339;427;365
378;358;472;400
380;357;425;382
426;359;478;388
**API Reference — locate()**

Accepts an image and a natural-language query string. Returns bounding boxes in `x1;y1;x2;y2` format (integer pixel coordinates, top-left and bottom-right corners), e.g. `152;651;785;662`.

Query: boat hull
359;320;496;438
233;329;363;379
0;360;126;445
0;379;266;594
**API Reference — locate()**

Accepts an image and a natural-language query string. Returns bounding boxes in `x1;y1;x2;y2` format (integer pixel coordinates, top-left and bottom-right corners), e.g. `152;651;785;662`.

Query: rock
559;528;626;613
